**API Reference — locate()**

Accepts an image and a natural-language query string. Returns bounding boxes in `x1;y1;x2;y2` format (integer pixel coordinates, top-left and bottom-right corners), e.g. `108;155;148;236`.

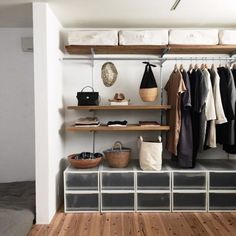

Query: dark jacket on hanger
176;69;193;167
223;68;236;153
188;69;207;166
217;67;236;146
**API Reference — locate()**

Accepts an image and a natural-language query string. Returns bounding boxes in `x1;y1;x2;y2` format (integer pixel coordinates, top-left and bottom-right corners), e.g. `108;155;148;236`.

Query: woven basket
103;141;131;168
139;87;159;102
68;154;102;169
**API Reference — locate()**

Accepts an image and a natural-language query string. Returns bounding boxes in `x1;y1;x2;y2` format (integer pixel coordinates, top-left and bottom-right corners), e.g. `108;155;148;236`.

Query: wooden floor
28;210;236;236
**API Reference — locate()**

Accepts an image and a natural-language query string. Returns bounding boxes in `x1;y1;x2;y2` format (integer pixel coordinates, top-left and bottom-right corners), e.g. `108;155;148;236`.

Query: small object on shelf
77;86;99;106
103;141;131;168
107;120;128;127
110;101;129;106
139;121;161;126
68;152;103;169
139;62;159;102
101;62;118;87
108;93;130;105
74;117;100;127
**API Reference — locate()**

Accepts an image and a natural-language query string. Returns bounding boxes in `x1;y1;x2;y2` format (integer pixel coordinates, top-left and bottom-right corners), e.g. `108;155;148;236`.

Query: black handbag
76;86;99;106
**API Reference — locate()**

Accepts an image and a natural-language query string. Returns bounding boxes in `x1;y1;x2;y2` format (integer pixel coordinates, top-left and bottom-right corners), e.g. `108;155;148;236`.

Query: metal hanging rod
62;56;236;61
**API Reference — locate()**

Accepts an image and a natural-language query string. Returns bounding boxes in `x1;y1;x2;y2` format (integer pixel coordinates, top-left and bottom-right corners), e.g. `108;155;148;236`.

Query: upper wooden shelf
65;45;236;55
67;105;171;111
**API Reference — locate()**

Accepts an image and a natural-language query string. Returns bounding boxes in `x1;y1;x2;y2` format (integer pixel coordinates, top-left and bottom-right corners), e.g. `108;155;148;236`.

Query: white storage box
67;30;118;45
219;30;236;45
119;30;168;45
169;29;219;45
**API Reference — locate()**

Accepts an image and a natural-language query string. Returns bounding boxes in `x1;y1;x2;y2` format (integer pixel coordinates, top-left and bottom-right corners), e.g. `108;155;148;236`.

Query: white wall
0;28;34;182
33;3;64;224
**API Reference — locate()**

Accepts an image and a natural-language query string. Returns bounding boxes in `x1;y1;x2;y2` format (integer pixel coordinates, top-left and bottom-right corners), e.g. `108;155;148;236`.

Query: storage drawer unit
65;193;99;212
172;192;207;211
137;172;170;190
101;193;135;212
173;172;206;190
101;172;134;190
137;192;171;211
65;172;98;191
209;172;236;190
209;193;236;211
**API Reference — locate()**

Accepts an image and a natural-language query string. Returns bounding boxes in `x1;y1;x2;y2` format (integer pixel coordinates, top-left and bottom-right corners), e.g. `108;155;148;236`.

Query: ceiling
0;0;236;28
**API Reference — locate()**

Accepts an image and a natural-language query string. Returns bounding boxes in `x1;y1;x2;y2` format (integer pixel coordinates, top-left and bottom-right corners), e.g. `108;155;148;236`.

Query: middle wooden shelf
66;124;170;132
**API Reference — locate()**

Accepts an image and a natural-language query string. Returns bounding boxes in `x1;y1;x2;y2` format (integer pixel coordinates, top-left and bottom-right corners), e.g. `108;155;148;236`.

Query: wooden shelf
65;45;236;55
66;124;170;132
67;105;171;111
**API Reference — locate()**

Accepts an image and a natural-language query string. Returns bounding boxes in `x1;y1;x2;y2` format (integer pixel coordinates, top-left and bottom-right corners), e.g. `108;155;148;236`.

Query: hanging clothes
176;69;193;167
165;70;186;156
223;68;236;153
201;68;216;149
211;68;227;125
198;68;213;152
188;68;207;165
217;67;236;146
205;67;227;148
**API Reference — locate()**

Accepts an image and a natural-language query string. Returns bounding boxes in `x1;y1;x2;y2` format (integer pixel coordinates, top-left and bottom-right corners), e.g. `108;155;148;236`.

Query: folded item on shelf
107;120;128;127
219;30;236;45
75;117;100;125
169;29;219;45
110;100;129;106
119;30;168;45
139;121;161;126
67;30;118;45
74;123;100;127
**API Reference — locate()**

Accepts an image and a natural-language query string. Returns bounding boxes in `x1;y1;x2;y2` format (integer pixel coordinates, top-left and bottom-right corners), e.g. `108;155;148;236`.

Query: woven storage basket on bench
103;141;131;168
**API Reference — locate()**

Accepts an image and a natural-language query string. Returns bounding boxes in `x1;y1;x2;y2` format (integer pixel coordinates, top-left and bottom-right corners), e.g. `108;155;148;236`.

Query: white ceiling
0;0;236;28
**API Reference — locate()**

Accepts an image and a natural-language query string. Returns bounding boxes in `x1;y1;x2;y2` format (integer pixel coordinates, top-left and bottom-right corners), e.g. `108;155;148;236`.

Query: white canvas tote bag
139;136;163;171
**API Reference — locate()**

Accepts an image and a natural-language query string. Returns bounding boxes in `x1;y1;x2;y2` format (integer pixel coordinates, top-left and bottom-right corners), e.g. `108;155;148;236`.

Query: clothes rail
62;56;236;61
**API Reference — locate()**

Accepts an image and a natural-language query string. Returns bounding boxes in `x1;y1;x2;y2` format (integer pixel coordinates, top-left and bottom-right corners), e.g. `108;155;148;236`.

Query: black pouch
77;86;99;106
140;62;158;89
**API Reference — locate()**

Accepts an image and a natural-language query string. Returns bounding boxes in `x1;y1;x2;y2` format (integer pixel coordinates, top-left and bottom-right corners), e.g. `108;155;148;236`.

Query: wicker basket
103;141;131;168
68;154;102;169
139;87;159;102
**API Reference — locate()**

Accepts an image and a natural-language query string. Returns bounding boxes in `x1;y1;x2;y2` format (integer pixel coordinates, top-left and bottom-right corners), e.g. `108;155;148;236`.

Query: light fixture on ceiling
171;0;181;11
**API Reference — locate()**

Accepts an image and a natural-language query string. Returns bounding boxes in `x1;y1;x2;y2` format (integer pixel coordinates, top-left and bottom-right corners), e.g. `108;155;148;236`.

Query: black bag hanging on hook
139;62;159;102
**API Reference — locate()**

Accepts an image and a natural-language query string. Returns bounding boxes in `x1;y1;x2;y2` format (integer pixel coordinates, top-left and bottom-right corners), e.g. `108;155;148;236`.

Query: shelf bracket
161;47;170;58
230;50;236;57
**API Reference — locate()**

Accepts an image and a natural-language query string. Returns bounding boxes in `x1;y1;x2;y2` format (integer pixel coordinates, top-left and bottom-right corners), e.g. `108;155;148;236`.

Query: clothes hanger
180;64;184;72
194;63;198;70
174;64;178;72
189;63;194;73
201;63;205;70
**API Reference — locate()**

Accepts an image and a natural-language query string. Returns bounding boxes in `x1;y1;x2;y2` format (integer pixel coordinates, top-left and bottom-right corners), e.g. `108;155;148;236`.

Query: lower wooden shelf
66;124;170;132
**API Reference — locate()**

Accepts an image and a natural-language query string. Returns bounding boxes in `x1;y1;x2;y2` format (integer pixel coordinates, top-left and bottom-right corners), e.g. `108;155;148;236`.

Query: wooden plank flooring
28;210;236;236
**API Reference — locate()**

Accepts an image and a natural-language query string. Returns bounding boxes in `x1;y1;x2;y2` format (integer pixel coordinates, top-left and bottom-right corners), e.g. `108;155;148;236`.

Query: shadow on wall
56;157;68;209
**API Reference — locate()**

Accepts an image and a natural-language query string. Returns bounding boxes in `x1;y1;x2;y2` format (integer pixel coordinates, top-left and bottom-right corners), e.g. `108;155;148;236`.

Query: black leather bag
77;86;99;106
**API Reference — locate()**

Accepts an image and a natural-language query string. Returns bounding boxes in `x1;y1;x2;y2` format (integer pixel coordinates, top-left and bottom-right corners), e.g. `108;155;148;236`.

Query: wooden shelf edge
66;125;170;132
65;45;236;55
67;105;171;110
